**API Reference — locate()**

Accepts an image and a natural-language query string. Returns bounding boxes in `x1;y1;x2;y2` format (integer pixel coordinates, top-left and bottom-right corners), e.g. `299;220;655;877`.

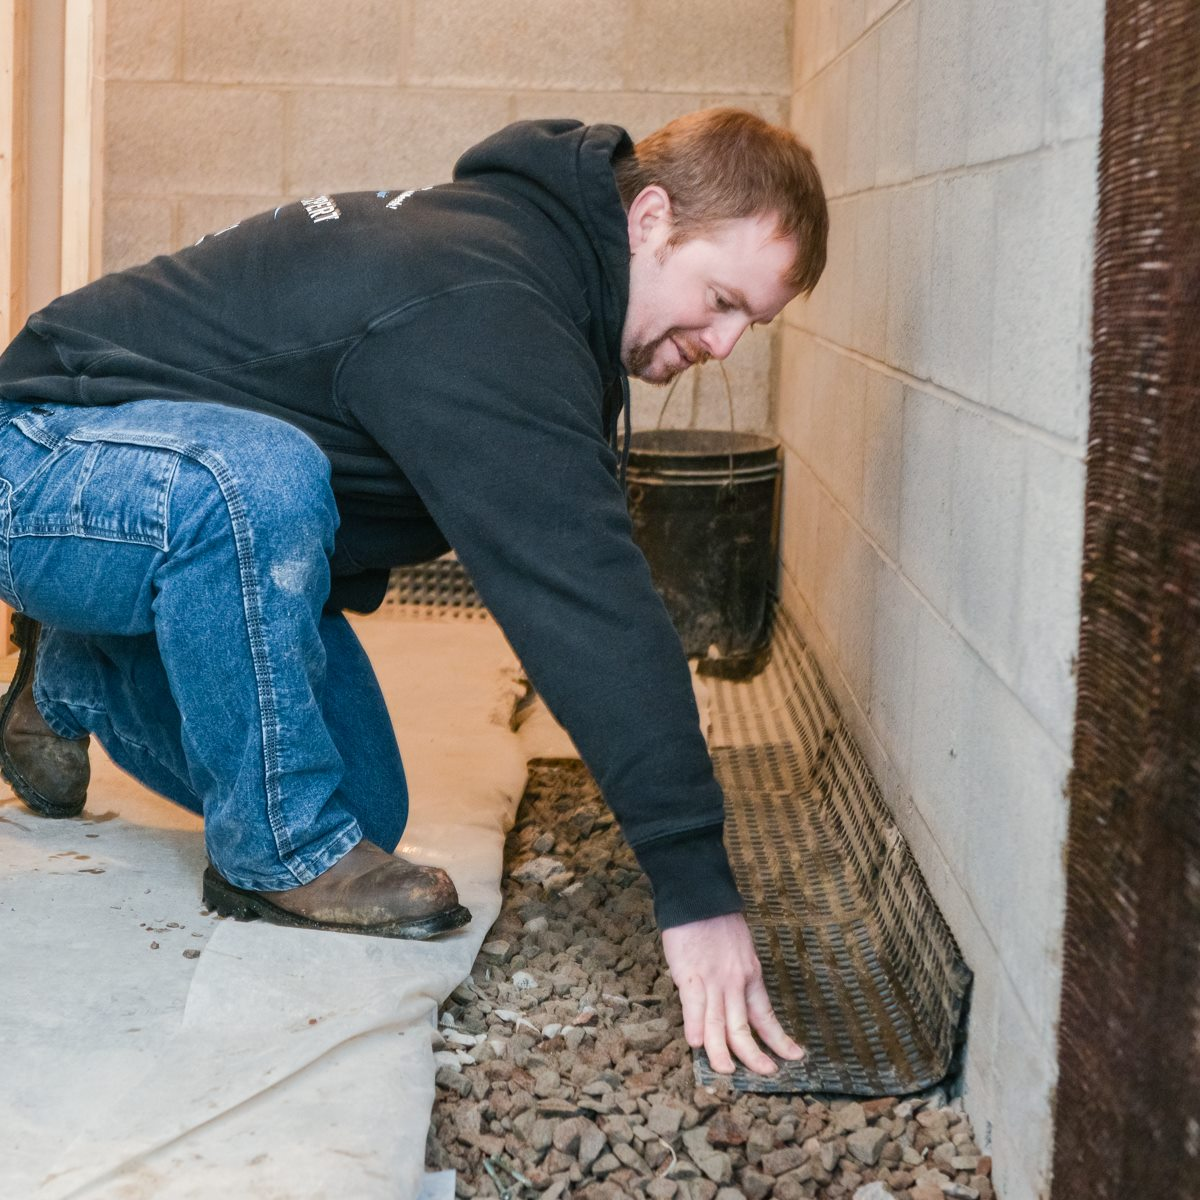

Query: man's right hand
661;910;806;1075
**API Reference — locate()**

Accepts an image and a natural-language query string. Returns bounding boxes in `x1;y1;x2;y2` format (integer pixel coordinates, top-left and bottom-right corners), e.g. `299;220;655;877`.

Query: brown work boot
202;839;471;940
0;614;91;818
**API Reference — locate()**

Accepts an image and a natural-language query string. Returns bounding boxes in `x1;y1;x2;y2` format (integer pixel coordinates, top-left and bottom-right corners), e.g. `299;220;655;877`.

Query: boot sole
202;865;472;940
0;616;85;819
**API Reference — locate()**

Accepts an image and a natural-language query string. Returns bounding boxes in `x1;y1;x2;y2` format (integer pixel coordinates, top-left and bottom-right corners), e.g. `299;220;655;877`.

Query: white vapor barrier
1;615;528;1199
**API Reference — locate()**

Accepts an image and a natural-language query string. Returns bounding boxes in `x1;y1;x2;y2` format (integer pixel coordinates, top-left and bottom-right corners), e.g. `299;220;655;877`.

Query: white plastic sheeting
1;615;527;1199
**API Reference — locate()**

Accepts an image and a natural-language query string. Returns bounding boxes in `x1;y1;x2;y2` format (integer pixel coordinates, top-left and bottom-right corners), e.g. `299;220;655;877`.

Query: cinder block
959;958;1002;1129
845;31;880;194
789;257;824;336
811;351;865;519
898;386;953;615
989;141;1099;440
818;55;850;199
779;450;820;600
102;196;176;274
837;0;868;54
961;669;1069;1040
106;0;180;82
868;558;919;776
106;83;285;196
792;0;820;88
990;1121;1052;1200
814;488;847;647
624;0;792;95
409;0;629;91
822;197;856;346
866;0;903;23
790;86;818;181
885;748;986;981
1046;0;1105;142
177;194;293;251
811;0;841;77
511;93;701;142
909;602;982;868
992;963;1059;1193
966;0;1045;165
914;0;970;176
949;407;1024;679
285;90;511;195
834;523;879;703
884;182;934;379
775;328;815;458
860;367;903;561
814;489;879;700
804;341;840;473
875;0;917;185
929;168;996;402
1014;442;1085;752
851;187;889;358
183;0;402;85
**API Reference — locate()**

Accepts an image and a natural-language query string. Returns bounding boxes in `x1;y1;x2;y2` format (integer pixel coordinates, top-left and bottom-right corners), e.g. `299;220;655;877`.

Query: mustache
671;334;710;367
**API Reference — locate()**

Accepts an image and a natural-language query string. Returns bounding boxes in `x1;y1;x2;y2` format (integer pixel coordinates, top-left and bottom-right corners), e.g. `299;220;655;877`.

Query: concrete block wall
101;0;794;433
783;3;1103;1197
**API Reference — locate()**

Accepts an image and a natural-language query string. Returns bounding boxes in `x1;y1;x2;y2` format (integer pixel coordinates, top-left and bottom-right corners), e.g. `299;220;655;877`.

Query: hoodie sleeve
337;281;743;929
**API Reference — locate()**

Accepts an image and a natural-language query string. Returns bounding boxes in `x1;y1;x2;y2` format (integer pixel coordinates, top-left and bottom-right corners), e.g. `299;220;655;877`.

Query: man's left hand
660;911;806;1075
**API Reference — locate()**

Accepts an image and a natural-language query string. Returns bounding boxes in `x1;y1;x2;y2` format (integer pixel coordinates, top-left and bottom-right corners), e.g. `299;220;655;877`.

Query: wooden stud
0;0;24;665
60;0;104;294
1;0;28;343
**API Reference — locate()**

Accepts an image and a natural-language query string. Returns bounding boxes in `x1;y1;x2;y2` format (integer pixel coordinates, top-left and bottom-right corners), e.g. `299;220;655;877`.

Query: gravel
426;762;996;1200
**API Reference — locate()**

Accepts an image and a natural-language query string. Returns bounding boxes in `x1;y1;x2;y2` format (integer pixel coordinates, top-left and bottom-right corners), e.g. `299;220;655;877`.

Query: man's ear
626;185;672;252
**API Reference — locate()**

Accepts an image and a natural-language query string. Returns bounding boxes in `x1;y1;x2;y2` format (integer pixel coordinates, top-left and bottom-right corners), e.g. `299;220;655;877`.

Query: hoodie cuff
632;824;744;930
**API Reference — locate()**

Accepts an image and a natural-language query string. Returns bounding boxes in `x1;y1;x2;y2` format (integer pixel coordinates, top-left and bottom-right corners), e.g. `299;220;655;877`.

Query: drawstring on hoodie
606;373;633;494
619;374;632;492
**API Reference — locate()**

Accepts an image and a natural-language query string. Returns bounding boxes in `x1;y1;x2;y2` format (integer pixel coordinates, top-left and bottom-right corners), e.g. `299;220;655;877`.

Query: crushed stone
427;762;995;1199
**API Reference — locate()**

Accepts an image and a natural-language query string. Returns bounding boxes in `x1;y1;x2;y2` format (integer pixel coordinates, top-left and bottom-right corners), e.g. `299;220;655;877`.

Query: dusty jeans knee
0;399;408;888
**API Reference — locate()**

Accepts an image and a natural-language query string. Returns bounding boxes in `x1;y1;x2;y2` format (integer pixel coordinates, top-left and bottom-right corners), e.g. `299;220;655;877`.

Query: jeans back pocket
10;436;179;551
0;477;17;610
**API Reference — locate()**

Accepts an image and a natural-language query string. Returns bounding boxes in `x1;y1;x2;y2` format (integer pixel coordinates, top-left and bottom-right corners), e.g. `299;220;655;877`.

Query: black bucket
626;427;781;680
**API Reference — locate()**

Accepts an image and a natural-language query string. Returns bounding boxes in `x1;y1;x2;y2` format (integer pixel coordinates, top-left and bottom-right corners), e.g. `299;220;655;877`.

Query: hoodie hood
454;120;634;453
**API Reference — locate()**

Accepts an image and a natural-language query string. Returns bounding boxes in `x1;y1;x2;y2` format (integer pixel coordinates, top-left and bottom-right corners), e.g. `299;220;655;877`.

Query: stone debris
852;1184;896;1200
427;762;995;1199
511;855;569;885
847;1126;889;1167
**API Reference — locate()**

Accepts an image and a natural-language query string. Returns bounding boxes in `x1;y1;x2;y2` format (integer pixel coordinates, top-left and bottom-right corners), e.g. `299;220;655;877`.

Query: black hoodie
0;119;742;929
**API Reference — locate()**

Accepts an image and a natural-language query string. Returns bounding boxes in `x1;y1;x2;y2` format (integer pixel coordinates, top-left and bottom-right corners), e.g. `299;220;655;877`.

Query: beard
624;329;710;384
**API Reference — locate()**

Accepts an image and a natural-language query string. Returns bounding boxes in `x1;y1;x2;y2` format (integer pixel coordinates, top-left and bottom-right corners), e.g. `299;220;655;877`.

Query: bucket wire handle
653;360;738;489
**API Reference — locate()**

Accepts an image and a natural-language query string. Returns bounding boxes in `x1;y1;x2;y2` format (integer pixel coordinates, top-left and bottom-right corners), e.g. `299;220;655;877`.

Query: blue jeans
0;400;408;890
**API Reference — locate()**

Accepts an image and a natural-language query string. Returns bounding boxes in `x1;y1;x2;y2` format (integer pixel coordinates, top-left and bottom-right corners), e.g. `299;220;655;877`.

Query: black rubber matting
380;556;486;619
696;608;971;1095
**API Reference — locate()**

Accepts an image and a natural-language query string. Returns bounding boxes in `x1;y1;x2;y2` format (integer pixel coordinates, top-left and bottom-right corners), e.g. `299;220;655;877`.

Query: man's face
621;193;800;385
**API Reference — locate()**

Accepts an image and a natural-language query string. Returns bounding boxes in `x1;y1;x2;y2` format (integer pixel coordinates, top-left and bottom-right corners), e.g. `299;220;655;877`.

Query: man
0;108;827;1075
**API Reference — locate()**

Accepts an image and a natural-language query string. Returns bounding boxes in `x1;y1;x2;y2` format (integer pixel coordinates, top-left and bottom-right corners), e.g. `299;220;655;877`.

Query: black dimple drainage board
380;556;487;619
382;569;971;1096
697;609;972;1095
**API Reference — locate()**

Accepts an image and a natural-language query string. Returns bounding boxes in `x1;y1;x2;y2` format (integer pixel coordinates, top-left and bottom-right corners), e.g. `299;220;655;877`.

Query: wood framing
0;0;27;344
0;0;24;666
60;0;104;294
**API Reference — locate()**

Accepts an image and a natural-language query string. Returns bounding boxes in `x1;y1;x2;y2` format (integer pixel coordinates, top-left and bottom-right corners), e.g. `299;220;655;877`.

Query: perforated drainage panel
381;568;971;1096
380;556;487;619
699;609;971;1095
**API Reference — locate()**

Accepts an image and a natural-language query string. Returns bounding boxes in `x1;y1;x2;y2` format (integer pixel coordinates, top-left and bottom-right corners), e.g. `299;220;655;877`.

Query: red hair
614;108;828;294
